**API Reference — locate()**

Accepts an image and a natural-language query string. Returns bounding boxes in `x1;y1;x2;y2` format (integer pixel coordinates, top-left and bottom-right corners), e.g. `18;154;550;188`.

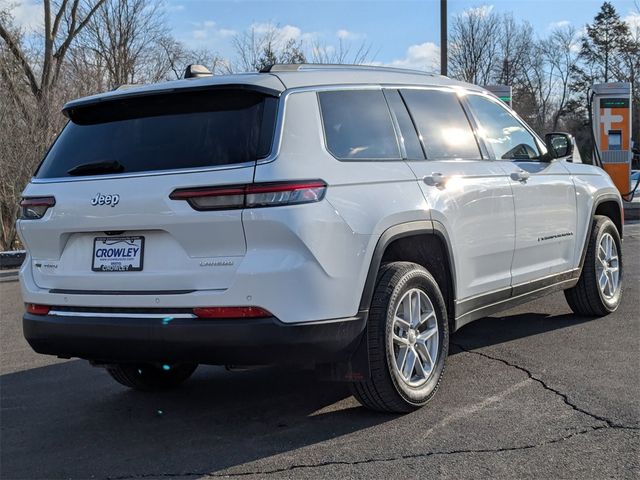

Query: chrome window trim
31;82;489;183
31;160;260;183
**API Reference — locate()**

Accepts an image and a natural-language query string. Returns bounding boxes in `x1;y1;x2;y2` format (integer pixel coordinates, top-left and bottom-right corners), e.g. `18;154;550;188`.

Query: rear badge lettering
200;260;234;267
91;193;120;207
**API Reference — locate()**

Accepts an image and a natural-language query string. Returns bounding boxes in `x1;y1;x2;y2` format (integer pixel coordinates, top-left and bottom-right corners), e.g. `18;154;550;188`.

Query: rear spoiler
62;83;282;119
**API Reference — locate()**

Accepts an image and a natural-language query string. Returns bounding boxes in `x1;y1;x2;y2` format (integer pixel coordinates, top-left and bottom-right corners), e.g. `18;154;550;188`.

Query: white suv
18;64;624;412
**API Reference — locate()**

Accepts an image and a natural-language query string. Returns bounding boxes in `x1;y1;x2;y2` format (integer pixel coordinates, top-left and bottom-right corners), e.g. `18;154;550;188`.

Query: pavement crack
103;344;640;480
452;342;639;431
201;424;638;478
104;425;639;479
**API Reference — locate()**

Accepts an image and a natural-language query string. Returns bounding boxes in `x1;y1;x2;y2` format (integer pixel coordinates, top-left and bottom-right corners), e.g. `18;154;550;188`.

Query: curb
0;269;19;281
623;202;640;222
0;251;25;269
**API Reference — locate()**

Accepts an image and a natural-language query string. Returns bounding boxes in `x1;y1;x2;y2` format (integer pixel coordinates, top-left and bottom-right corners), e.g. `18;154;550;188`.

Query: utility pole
440;0;447;76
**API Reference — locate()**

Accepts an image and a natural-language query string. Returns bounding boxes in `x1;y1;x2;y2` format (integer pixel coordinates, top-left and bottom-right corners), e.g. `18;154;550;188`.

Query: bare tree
0;0;105;107
0;1;105;250
495;14;533;87
540;26;579;130
310;38;373;64
82;0;167;88
232;23;306;72
449;6;501;85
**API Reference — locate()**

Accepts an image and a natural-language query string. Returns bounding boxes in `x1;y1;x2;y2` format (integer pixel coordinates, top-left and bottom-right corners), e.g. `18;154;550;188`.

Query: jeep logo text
91;193;120;207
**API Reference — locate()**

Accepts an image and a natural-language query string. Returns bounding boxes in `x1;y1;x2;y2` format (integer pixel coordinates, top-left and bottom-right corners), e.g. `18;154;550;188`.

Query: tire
350;261;449;413
565;215;623;316
107;362;198;390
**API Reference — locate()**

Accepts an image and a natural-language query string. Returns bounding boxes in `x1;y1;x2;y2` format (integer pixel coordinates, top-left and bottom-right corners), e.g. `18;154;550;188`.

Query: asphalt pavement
1;224;639;479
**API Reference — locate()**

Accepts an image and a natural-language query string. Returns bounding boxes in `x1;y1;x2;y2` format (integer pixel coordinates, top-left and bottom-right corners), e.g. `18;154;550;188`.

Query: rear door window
400;89;481;160
36;89;278;178
318;90;400;160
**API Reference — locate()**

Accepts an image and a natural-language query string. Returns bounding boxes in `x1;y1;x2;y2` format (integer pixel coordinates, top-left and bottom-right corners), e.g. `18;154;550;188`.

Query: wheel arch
578;193;624;272
358;221;457;330
594;199;623;238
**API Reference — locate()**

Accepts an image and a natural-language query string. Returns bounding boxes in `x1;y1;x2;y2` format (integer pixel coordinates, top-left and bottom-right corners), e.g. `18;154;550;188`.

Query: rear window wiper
67;160;125;176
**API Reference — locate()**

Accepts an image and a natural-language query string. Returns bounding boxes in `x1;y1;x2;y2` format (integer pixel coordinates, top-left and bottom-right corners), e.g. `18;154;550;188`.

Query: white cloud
248;22;315;47
0;0;43;32
549;20;571;30
191;20;235;41
312;44;336;58
461;5;494;18
386;42;440;72
278;24;302;42
192;29;207;40
336;29;363;41
625;12;640;32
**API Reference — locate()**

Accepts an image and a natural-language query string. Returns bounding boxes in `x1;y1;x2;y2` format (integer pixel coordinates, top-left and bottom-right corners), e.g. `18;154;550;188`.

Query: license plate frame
92;236;145;272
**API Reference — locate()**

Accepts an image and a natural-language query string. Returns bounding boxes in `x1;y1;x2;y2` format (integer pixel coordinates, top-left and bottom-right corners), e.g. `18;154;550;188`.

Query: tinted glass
36;89;277;178
400;89;480;160
466;94;540;160
384;90;425;159
318;90;400;160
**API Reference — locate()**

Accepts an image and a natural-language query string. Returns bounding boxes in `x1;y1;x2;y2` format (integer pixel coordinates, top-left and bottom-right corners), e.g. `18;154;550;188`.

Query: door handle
510;170;530;183
424;173;447;188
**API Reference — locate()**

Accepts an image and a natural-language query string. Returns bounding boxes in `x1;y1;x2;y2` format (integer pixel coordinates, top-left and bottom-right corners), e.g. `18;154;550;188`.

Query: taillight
20;196;56;219
26;304;51;315
170;181;327;211
193;306;272;319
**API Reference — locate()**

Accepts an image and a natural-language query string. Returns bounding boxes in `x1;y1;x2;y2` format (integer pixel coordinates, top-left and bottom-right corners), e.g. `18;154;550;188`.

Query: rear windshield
36;89;278;178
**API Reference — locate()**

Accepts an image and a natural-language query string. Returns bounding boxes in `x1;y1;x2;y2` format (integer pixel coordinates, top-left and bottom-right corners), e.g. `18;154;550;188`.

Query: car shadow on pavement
0;359;397;479
1;310;594;479
451;312;595;352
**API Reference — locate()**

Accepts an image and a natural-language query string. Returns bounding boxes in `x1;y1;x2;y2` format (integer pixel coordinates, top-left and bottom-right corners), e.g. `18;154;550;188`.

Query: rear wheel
107;362;197;390
565;215;623;316
350;262;449;413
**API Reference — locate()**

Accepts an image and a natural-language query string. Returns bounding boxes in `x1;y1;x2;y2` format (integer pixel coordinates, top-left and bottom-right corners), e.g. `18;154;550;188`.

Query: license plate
92;236;144;272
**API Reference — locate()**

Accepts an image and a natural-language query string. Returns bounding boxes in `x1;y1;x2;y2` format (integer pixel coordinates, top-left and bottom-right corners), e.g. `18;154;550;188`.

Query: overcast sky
5;0;640;71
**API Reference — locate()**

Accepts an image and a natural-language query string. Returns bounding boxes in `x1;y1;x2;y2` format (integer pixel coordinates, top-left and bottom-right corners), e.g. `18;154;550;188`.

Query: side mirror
545;132;574;160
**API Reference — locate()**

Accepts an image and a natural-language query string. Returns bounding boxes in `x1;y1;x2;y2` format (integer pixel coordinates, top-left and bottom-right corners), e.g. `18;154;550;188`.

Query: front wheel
107;362;198;390
565;215;623;316
350;262;449;413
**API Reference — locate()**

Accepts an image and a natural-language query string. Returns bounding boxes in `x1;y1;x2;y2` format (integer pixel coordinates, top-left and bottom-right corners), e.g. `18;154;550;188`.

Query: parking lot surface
1;224;639;479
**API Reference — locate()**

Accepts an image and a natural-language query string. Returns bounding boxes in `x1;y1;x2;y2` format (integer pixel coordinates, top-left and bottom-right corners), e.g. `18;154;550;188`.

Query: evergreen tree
577;1;631;83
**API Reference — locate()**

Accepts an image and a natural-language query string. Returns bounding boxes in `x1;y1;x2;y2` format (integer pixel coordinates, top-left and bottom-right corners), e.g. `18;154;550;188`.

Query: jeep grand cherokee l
18;64;624;412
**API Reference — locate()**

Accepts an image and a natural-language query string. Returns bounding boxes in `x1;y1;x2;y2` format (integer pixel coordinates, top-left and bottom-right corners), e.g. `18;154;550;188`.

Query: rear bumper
23;312;367;365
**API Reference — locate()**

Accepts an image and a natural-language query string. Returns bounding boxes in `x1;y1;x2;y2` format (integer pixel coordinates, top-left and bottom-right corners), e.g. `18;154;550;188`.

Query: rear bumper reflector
26;304;51;315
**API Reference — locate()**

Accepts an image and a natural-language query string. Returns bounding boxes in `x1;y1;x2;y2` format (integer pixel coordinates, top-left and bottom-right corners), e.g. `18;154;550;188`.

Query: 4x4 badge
91;193;120;207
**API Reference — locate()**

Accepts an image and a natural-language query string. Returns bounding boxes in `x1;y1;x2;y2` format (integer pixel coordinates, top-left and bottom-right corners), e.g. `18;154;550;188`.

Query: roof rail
260;63;441;76
113;84;141;91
